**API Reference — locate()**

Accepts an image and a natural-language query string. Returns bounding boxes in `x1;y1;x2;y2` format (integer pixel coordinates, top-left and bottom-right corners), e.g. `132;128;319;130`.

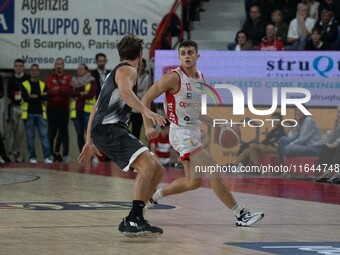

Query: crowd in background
229;0;340;51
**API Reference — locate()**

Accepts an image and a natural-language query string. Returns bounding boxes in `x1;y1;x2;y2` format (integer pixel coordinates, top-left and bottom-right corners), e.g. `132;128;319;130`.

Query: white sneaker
44;158;53;164
62;156;70;163
236;208;264;227
0;156;5;164
92;156;99;164
30;158;37;164
145;198;159;209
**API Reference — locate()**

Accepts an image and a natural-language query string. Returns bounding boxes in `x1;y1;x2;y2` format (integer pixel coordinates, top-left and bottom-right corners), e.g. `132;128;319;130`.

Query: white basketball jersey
165;66;205;127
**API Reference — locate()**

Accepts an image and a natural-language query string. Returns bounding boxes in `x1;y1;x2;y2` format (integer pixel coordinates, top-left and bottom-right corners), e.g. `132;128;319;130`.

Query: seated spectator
150;121;172;166
318;0;340;23
314;9;339;49
286;3;316;50
315;106;340;183
280;0;300;24
228;30;254;51
305;27;332;50
241;4;267;47
302;0;320;21
69;64;97;152
234;112;285;168
271;9;289;45
278;107;324;164
258;24;285;50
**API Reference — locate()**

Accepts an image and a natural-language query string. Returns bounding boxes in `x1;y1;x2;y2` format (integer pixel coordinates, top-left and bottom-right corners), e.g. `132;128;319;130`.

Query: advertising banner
0;0;173;69
154;50;340;107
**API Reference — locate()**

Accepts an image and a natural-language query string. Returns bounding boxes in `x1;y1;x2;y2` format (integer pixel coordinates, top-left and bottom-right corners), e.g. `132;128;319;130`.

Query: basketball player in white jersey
78;34;166;237
142;40;264;227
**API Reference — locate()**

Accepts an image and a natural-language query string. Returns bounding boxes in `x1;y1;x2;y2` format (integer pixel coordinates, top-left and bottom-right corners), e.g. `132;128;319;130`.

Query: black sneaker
236;209;264;227
118;217;163;237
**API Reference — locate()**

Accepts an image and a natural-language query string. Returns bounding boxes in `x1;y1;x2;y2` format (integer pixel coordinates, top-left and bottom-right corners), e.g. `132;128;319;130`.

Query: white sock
231;204;243;217
152;189;164;201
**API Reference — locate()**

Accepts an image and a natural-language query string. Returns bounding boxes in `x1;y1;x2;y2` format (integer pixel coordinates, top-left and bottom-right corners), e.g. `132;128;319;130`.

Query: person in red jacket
258;24;284;51
150;121;171;166
45;58;72;162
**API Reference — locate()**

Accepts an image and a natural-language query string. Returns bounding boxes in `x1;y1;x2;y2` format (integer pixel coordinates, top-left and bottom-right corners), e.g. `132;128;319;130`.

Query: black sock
128;200;145;220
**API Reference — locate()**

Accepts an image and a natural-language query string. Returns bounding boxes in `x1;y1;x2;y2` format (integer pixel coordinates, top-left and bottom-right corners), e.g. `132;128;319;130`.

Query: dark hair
79;63;89;71
141;58;147;66
31;64;39;69
117;33;143;61
178;40;198;53
95;52;107;60
311;26;322;35
14;58;25;64
234;30;249;43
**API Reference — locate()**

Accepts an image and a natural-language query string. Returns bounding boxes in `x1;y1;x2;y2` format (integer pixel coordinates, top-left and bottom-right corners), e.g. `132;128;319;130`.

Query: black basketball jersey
92;62;137;130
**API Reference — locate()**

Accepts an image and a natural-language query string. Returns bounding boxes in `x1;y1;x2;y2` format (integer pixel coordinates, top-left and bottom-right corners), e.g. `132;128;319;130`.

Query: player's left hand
145;127;159;140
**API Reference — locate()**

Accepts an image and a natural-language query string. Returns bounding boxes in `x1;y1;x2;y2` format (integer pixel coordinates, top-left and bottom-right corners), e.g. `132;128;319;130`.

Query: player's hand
144;109;166;126
77;142;102;166
145;127;159;140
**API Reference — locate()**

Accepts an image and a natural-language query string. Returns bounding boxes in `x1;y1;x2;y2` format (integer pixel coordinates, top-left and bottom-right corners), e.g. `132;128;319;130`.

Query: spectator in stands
302;0;320;21
258;23;285;50
234;112;285;168
314;9;339;49
69;64;97;152
228;30;254;51
315;106;340;183
91;53;109;99
305;26;332;50
241;4;267;47
278;107;324;164
21;64;52;164
7;58;29;162
270;9;289;45
45;57;72;162
150;120;172;166
130;58;150;139
0;74;8;164
280;0;300;24
286;3;316;50
318;0;340;23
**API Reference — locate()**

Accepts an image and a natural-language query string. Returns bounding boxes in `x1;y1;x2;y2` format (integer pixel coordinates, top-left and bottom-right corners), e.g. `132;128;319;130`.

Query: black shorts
92;123;148;171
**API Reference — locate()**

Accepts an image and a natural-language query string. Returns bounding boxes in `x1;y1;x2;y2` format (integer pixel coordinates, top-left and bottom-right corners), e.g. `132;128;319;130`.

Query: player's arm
78;101;102;166
141;72;179;139
117;65;166;126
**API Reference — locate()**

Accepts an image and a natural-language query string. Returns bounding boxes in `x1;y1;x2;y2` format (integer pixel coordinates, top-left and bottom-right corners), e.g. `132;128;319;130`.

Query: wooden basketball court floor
1;162;339;255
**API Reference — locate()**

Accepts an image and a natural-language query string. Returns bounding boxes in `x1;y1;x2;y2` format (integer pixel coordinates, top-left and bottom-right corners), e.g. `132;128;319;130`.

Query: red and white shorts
169;124;204;161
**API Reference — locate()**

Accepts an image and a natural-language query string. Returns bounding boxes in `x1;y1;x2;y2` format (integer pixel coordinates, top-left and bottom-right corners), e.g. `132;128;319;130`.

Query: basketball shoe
236;208;264;227
118;217;163;237
145;198;158;209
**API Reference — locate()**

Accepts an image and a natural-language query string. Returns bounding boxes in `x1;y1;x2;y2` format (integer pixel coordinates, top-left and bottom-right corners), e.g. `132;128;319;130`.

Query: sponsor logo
0;0;15;33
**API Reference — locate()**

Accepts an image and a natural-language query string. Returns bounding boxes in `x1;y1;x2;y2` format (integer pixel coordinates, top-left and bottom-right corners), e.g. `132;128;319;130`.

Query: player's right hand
145;127;159;140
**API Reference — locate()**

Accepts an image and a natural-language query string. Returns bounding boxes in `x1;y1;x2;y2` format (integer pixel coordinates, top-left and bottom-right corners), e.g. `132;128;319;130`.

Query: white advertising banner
154;50;340;107
0;0;173;69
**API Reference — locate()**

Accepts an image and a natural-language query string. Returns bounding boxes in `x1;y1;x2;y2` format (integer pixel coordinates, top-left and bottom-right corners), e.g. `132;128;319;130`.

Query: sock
152;189;164;201
231;204;243;217
128;200;145;220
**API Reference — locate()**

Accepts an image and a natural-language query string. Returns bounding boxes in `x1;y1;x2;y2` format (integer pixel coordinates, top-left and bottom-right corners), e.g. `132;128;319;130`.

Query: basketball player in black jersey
78;34;166;237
